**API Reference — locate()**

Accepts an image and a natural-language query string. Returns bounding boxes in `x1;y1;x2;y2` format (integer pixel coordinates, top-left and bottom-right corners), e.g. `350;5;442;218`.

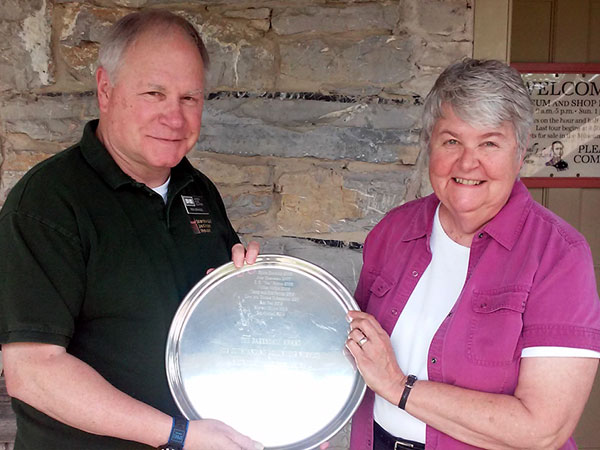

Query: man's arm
2;342;262;449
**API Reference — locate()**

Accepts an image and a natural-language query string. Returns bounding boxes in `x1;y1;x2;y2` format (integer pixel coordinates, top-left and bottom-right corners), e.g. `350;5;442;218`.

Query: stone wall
0;0;473;448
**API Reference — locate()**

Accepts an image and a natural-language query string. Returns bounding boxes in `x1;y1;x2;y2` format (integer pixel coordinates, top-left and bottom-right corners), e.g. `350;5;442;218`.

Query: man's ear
96;66;112;113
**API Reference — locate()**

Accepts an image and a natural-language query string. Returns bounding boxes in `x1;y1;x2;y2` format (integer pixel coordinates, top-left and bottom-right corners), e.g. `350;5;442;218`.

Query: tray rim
165;254;366;450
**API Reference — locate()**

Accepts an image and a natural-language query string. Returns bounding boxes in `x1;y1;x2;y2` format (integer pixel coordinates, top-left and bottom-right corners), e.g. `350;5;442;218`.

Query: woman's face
428;105;524;231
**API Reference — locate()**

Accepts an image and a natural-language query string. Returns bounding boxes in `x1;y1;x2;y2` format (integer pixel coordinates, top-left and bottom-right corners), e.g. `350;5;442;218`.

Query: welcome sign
519;71;600;178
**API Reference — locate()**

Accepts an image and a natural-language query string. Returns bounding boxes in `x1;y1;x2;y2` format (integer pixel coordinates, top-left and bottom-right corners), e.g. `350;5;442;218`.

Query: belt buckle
394;441;415;449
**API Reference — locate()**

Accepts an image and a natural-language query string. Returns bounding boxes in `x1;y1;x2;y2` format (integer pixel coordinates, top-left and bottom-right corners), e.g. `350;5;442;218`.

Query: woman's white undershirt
373;205;600;443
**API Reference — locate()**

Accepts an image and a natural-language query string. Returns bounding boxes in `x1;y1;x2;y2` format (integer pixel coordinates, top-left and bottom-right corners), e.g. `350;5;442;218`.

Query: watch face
166;254;366;450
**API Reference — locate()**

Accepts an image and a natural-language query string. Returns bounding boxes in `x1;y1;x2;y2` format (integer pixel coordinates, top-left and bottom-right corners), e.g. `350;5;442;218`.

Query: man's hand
231;241;260;268
185;419;263;450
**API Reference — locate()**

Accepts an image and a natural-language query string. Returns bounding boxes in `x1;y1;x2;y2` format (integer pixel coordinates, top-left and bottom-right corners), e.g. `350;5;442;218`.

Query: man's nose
160;100;185;128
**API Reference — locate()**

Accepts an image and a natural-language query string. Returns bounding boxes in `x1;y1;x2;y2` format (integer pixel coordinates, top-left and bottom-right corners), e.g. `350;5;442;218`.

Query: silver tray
166;254;365;449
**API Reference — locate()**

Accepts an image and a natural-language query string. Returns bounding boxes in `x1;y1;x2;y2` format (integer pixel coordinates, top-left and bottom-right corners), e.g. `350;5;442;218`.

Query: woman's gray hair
420;58;534;158
98;9;209;83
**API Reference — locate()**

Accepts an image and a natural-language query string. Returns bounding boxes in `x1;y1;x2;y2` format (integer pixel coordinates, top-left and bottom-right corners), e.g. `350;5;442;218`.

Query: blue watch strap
164;416;189;449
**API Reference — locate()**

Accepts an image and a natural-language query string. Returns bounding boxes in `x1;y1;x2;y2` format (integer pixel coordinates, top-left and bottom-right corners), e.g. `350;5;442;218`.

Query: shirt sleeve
521;346;600;358
522;239;600;352
0;210;86;347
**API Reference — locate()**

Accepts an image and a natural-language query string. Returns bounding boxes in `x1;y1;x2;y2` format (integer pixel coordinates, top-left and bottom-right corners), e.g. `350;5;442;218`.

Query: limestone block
197;96;419;163
342;168;413;233
183;16;276;90
222;8;270;20
328;421;351;450
0;0;44;21
2;132;65;153
219;8;270;30
0;171;26;203
256;236;363;293
0;93;98;144
278;35;413;91
271;3;398;35
190;156;272;186
417;41;473;69
223;191;273;219
56;0;149;6
219;187;275;234
275;168;361;235
205;42;276;90
58;4;127;82
2;151;54;172
0;0;52;92
401;70;442;100
416;0;473;39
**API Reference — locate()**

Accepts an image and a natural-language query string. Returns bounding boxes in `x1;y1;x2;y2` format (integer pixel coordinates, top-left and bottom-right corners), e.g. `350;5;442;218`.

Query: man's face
96;29;205;186
552;142;564;158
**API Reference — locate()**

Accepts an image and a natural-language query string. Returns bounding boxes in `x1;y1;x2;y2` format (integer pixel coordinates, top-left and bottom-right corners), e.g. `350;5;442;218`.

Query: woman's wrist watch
398;374;417;410
157;416;189;450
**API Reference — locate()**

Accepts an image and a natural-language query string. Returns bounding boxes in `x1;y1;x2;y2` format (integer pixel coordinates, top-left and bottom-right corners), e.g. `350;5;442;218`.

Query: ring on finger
358;336;368;347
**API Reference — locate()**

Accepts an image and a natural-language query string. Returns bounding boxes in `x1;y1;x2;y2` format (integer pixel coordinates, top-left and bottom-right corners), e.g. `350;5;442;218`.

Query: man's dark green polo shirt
0;120;239;449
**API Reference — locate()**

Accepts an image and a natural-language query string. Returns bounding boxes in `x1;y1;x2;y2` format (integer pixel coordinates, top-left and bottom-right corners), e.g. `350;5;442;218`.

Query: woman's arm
347;311;599;449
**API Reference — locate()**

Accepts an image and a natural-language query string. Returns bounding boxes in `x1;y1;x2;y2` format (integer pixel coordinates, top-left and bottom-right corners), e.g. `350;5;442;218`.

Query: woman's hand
345;310;406;405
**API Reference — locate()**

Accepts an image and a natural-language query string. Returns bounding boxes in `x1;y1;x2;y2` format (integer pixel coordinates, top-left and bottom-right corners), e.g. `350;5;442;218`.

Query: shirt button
431;357;437;364
478;233;484;238
391;308;398;316
411;270;419;277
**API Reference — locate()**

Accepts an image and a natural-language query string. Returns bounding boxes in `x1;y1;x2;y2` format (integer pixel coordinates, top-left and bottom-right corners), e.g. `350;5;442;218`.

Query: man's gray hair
98;9;209;83
420;58;534;158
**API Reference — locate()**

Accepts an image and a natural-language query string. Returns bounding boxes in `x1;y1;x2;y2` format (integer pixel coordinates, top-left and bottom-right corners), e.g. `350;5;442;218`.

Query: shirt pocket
363;274;396;315
467;287;528;366
369;274;393;298
369;275;394;299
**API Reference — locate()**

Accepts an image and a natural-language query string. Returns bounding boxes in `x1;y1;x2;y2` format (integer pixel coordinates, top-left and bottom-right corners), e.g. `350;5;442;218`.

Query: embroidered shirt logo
181;195;212;234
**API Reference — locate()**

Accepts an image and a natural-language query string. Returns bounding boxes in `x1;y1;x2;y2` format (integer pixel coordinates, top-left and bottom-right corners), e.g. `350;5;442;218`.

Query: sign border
512;63;600;188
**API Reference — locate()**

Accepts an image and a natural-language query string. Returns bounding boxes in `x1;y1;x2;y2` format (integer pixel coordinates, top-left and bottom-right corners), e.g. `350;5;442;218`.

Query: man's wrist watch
157;416;189;450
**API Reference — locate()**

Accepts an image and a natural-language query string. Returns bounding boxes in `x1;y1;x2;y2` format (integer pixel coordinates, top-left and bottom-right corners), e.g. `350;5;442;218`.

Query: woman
346;59;600;449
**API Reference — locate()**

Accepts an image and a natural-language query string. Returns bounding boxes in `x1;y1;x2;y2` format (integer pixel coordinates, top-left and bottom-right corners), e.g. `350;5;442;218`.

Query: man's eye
145;91;163;98
182;96;200;104
483;141;498;148
445;139;459;145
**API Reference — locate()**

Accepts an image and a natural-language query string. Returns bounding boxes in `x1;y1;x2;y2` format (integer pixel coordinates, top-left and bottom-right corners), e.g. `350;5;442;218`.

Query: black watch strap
157;416;189;450
398;374;417;410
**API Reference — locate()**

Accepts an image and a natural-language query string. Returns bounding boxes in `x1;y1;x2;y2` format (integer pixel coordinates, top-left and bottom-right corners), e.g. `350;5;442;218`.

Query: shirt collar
399;180;532;251
401;193;440;242
481;180;532;250
80;119;196;191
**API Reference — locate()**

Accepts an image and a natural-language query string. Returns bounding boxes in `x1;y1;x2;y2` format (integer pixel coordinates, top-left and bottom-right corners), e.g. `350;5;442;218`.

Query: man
0;10;262;450
545;140;569;171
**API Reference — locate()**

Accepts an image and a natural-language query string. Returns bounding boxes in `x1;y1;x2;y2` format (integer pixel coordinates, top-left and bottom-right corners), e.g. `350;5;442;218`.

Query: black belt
374;422;425;450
